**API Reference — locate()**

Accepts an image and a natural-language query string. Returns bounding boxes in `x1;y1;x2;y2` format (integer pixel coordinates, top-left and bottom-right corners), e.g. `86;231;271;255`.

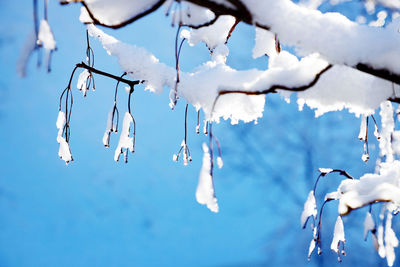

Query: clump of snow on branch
181;15;236;50
56;111;73;164
114;112;134;163
169;2;215;27
196;143;218;213
252;28;278;60
79;0;161;26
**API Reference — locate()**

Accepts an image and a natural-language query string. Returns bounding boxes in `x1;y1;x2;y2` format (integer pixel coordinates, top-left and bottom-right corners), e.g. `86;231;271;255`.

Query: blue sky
0;1;394;266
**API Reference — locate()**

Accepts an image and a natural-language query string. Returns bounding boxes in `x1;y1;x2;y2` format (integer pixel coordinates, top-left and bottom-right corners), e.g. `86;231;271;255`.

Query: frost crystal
196;143;218;213
300;190;317;228
114;112;134;162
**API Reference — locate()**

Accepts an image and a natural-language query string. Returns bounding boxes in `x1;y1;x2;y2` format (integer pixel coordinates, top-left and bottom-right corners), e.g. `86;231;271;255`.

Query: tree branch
76;62;143;87
212;64;333;113
61;0;400;86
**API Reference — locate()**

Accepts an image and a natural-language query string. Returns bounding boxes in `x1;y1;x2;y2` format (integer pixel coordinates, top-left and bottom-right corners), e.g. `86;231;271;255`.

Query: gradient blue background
0;1;396;266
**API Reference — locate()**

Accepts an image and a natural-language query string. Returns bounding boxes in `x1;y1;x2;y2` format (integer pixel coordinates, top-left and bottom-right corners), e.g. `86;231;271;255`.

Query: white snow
335;161;400;216
114;112;134;162
102;106;116;147
56;111;73;164
77;70;90;97
252;28;277;59
37;20;56;51
182;15;236;50
318;168;333;174
384;211;398;266
196;143;219;213
358;115;367;140
301;190;317;228
363;211;375;240
217;156;223;169
379;101;395;162
330;216;345;253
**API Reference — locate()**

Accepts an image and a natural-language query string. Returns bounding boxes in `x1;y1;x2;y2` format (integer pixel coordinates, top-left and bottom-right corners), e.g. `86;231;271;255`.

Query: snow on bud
196;143;219;213
358;115;367;140
203;120;208;135
217;156;223;169
57;136;73;164
183;146;189;166
103;106;115;147
331;216;346;261
318;168;333;175
56;111;66;136
102;131;111;148
374;123;380;140
37;20;56;50
56;111;73;164
308;239;316;261
324;191;338;201
196;125;200;134
301;190;317;228
114;112;134;162
77;69;90;97
173;140;192;165
362;150;369;162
